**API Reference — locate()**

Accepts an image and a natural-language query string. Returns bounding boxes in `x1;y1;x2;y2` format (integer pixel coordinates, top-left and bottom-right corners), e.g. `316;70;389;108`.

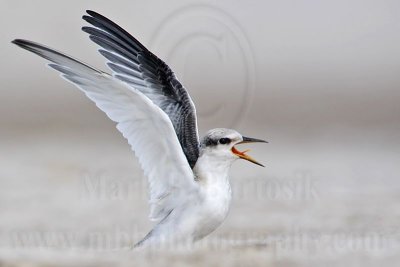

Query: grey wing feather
82;10;200;168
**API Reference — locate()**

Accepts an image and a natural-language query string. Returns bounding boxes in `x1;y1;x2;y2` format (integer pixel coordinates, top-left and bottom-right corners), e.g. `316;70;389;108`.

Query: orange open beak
231;136;267;167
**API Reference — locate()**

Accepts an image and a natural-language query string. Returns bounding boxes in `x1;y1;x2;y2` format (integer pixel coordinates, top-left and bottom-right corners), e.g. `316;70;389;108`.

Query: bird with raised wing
12;10;267;248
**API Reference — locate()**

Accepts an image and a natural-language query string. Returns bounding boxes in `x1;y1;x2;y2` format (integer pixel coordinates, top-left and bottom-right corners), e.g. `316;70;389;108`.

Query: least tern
12;10;267;247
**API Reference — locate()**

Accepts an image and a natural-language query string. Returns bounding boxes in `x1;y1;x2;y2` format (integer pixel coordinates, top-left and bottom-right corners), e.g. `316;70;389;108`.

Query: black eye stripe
219;138;231;145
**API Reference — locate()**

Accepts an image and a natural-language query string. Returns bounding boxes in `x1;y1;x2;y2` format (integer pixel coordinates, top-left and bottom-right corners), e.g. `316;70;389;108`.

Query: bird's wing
81;10;200;169
12;39;198;222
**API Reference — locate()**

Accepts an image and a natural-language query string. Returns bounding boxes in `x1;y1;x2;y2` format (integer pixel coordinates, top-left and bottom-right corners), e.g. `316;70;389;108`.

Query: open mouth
231;145;265;167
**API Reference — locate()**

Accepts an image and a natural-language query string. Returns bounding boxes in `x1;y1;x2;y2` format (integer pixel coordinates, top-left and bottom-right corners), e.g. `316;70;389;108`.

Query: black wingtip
83;10;97;21
11;39;31;48
86;10;96;16
11;39;45;51
11;39;23;45
85;10;104;19
81;26;91;34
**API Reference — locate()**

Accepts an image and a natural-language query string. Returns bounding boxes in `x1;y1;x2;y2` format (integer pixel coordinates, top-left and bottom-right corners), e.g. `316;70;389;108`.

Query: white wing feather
12;39;197;221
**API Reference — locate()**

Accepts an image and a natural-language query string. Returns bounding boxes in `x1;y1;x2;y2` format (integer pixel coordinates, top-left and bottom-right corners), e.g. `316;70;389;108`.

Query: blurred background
1;0;400;266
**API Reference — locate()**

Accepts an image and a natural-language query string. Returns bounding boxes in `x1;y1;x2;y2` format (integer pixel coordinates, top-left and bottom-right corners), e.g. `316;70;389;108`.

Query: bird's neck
193;153;233;185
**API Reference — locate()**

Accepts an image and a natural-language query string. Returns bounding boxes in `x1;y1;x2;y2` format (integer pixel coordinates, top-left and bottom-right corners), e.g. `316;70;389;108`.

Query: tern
12;10;267;248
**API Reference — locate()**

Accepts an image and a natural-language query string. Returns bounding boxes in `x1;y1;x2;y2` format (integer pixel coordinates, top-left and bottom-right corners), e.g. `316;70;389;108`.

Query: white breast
192;177;232;240
137;151;235;246
189;153;234;240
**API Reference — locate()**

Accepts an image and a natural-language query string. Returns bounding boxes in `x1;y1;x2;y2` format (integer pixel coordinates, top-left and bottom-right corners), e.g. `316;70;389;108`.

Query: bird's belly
143;203;229;246
141;179;232;245
189;190;232;240
192;209;227;240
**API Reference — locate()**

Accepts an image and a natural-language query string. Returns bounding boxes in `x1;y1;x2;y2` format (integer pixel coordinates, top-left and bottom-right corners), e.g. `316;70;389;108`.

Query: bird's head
200;128;267;167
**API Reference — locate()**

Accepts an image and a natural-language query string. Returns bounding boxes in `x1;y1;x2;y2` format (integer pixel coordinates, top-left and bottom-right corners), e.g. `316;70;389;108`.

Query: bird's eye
219;138;231;145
